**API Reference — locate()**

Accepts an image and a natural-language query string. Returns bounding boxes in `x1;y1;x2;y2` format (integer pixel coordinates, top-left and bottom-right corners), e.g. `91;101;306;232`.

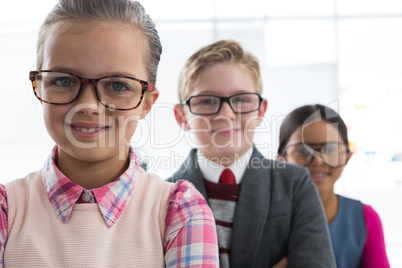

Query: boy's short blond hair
177;40;263;102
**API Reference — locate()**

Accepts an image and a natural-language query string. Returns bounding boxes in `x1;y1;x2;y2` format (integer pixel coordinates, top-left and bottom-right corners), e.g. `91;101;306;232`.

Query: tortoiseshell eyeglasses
29;70;154;111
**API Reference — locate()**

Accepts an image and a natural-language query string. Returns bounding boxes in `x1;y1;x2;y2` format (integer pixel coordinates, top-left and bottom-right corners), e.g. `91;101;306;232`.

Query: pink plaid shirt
0;146;218;267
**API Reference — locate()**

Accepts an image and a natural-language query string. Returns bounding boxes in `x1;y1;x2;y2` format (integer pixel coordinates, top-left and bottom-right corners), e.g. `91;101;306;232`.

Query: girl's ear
140;89;159;119
345;150;353;164
174;104;190;131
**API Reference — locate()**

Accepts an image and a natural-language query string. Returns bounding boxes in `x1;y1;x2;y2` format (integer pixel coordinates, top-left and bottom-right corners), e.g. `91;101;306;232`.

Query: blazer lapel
230;149;272;267
172;149;209;201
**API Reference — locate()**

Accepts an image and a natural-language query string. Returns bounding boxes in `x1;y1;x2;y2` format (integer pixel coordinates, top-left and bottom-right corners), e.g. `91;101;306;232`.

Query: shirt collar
197;147;253;184
42;145;139;228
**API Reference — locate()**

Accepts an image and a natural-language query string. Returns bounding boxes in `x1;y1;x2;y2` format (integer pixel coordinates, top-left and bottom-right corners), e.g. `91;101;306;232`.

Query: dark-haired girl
278;104;390;268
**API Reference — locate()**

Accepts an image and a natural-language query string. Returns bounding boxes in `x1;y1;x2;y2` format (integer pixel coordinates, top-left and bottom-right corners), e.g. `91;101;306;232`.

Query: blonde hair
36;0;162;86
177;40;262;102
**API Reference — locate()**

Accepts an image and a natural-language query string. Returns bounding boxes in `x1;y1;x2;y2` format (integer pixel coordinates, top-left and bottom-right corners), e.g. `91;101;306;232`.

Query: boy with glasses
167;40;336;267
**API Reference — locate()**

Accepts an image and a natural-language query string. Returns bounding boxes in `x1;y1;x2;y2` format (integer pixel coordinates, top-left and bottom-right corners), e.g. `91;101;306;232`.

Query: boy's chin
200;145;252;162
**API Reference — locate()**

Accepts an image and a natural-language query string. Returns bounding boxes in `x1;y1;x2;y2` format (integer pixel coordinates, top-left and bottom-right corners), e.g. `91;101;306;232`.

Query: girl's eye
54;77;74;87
294;147;310;156
111;82;127;92
103;81;130;93
325;145;339;154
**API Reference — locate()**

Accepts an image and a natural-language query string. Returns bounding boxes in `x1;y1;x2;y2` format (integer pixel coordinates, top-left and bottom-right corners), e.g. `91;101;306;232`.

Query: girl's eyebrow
47;66;137;78
46;66;76;74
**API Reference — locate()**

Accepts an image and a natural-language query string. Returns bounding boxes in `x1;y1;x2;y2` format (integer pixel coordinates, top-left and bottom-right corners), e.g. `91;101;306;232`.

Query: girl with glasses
278;104;390;268
0;0;218;266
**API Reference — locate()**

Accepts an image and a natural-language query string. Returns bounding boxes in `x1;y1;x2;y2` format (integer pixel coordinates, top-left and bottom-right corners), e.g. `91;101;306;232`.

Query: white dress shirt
196;148;253;184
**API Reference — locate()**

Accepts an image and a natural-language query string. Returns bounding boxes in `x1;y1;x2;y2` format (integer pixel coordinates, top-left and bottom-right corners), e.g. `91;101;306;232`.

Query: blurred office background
1;0;402;266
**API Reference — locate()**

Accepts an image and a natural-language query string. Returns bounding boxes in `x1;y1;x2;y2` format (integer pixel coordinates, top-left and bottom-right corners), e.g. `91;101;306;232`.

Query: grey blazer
167;148;336;268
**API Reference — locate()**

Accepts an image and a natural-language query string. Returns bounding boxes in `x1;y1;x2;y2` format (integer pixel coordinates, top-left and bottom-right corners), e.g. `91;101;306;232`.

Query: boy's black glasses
282;142;350;168
29;70;154;111
183;93;263;115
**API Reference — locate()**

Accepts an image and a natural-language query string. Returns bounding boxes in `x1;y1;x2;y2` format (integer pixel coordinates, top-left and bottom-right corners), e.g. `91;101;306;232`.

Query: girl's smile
68;122;110;139
310;172;331;183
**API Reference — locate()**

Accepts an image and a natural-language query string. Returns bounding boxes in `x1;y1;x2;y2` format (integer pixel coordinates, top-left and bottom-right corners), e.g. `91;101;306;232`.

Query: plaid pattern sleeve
164;180;219;267
0;184;7;267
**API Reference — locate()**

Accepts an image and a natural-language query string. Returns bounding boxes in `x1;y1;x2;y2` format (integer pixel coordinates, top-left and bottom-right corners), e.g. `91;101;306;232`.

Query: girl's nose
74;84;103;114
309;151;326;166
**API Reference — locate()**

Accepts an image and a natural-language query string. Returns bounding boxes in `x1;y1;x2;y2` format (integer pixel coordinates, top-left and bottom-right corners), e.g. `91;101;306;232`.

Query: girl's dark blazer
167;148;336;268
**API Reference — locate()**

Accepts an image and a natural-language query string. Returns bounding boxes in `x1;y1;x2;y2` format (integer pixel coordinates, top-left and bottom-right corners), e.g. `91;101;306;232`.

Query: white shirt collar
196;147;253;184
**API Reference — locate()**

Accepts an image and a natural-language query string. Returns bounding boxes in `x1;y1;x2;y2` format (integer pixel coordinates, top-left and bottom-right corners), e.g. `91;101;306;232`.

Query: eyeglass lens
188;93;260;114
287;143;348;167
34;72;143;110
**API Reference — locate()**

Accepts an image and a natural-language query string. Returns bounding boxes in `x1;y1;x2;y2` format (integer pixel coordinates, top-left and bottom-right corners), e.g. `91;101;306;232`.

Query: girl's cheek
331;167;344;181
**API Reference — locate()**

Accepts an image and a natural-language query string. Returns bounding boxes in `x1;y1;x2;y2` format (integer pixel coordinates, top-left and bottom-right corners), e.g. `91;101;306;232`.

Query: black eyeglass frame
29;70;154;111
182;93;263;115
282;142;350;168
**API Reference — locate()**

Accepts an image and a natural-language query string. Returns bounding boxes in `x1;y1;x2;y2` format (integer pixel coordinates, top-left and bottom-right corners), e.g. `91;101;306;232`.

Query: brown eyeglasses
29;70;154;111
